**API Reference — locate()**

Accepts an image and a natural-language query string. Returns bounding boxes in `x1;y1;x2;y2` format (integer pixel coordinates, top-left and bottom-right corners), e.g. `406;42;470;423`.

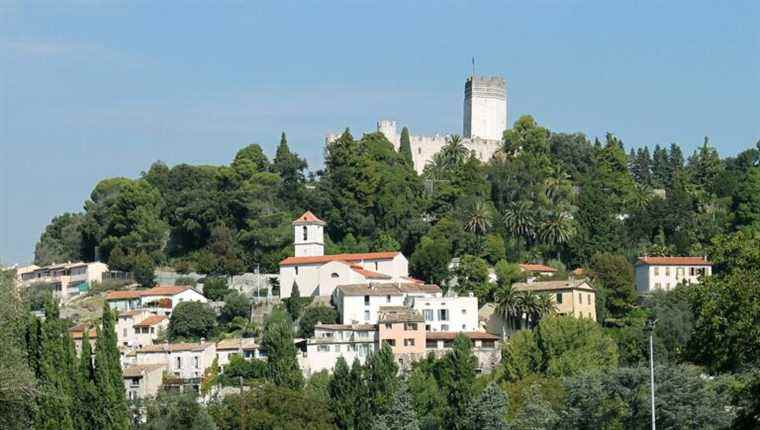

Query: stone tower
293;211;326;257
377;120;400;150
463;75;507;141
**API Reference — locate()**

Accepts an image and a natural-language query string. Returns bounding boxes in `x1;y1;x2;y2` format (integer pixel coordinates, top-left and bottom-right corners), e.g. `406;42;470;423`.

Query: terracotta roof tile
293;211;326;225
519;263;557;273
512;279;594;292
280;251;399;266
349;264;392;279
106;290;143;300
426;331;500;341
143;285;189;296
636;256;711;266
133;315;167;327
137;342;213;353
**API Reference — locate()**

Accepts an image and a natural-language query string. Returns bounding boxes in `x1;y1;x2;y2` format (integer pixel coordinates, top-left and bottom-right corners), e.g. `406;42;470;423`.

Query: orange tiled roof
293;211;326;225
143;285;189;296
425;331;500;341
519;263;557;273
280;251;399;266
349;264;392;280
133;315;167;328
106;290;143;300
637;256;711;266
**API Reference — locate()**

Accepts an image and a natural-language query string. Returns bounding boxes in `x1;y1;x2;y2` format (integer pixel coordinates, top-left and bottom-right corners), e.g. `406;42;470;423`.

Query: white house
215;338;262;371
303;323;377;375
116;309;153;347
107;285;208;315
131;315;169;347
635;256;712;292
279;211;411;298
135;342;216;381
334;282;442;325
408;294;479;332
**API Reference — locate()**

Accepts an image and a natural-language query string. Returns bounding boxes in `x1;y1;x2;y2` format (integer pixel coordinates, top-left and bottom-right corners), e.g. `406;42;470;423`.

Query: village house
123;363;165;400
425;331;502;372
215;338;261;371
408;293;479;332
19;261;109;299
69;324;97;355
334;282;441;325
135;342;216;384
635;256;712;292
107;285;208;315
303;323;377;375
116;310;153;347
132;315;169;347
377;306;426;370
279;212;412;298
519;263;558;283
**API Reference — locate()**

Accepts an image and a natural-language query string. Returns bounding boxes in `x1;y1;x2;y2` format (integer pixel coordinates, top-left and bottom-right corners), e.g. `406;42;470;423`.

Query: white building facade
20;261;109;299
303;324;377;375
635;256;712;292
334;283;442;325
408;294;479;332
135;342;216;381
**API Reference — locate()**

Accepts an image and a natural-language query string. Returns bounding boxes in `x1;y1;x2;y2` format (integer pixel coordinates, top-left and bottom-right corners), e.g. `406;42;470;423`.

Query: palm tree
538;211;575;258
503;201;536;242
536;293;557;324
440;134;470;169
517;290;541;329
464;200;493;236
494;284;520;337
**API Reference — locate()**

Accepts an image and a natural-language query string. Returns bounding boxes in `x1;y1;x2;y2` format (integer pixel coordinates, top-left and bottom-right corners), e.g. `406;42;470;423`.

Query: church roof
293;211;326;225
280;251;400;266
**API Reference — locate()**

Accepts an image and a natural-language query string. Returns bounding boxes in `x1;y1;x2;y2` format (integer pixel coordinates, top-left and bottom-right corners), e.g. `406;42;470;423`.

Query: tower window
302;226;308;241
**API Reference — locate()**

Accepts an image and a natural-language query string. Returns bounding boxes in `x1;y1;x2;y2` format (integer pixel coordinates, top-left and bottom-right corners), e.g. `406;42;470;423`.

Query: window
654;267;659;276
578;293;582;302
302;226;308;241
481;340;495;349
655;282;662;289
384;339;396;347
364;310;370;321
462;324;466;330
193;356;199;369
441;324;449;331
358;331;368;338
461;309;467;314
386;295;391;303
438;309;449;321
556;293;563;304
374;262;378;271
123;328;127;337
175;357;182;369
404;323;418;331
665;267;671;276
364;295;370;306
335;345;341;353
349;344;357;352
295;266;299;275
128;390;136;400
317;345;330;352
587;294;592;305
689;267;696;276
423;309;434;321
331;273;339;278
426;340;438;348
418;148;421;154
676;267;684;279
404;338;415;347
385;323;392;329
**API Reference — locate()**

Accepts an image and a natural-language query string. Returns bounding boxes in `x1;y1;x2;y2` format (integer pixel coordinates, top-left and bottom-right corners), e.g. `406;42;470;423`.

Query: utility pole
646;319;658;430
239;376;245;430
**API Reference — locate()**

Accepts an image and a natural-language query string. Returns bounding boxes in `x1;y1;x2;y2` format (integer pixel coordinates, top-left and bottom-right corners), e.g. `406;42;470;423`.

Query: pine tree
272;131;308;207
439;334;477;430
652;144;669;188
262;310;304;390
400;126;413;166
365;343;399;419
370;380;420;430
464;383;509;430
669;142;684;180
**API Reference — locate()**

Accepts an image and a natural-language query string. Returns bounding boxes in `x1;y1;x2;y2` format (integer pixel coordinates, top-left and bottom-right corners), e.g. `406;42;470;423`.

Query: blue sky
1;1;759;264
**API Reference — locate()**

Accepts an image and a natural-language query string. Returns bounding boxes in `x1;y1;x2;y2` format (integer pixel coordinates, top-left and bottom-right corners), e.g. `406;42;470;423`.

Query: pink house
377;306;426;370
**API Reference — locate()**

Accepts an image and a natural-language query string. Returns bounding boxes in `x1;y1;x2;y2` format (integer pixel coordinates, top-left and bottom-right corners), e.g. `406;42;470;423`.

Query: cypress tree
262;310;304;390
36;299;75;430
399;126;413;165
652;144;669;188
365;343;399;419
439;334;477;430
327;356;354;429
350;358;372;425
76;331;97;430
93;305;129;430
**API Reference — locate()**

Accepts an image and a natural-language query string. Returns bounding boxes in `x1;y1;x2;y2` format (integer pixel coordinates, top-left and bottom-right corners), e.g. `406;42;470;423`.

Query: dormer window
331;273;339;278
302;226;308;241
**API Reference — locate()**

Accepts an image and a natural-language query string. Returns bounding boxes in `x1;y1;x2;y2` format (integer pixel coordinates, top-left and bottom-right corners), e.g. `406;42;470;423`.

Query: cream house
123;364;165;400
635;256;712;292
107;285;208;315
135;342;216;381
116;310;153;347
20;261;109;299
279;212;411;298
215;338;261;371
334;283;441;325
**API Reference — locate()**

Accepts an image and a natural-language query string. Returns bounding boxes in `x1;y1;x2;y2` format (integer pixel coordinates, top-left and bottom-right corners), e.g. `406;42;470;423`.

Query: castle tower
293;211;326;257
463;75;507;141
377;120;400;150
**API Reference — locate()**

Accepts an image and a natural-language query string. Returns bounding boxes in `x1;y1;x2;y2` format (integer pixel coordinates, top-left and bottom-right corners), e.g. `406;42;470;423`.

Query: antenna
472;57;475;77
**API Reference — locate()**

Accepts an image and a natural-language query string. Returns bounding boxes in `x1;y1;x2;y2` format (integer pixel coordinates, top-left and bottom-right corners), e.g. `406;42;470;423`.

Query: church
278;211;418;298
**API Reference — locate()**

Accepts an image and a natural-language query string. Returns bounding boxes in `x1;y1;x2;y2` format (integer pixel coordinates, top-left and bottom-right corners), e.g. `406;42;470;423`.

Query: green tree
439;334;477;430
201;277;230;301
328;357;356;430
589;253;636;320
452;254;490;300
407;365;446;430
371;380;419;430
220;290;251;325
410;235;451;285
231;143;269;180
298;305;339;338
464;383;509;430
272;131;308;208
132;251;156;288
534;316;619;377
168;301;217;341
93;304;129;430
143;392;217;430
365;343;399;419
34;212;84;266
262;310;304;390
76;331;97;430
399;126;413;165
